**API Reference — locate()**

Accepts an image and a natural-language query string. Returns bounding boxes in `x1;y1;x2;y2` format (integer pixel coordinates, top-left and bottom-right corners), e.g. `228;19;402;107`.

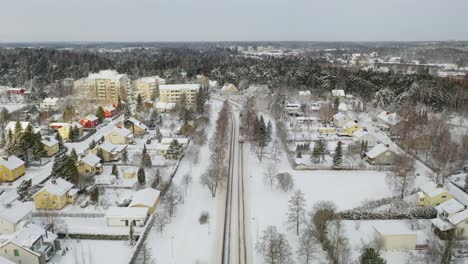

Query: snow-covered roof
430;217;455;231
331;89;345;97
68;189;79;196
448;209;468;225
353;129;371;139
159;84;200;91
446;182;468;206
373;221;416;236
95;175;116;185
87;70;126;80
80;153;101;167
34;178;73;197
41;137;59;147
333;112;348;121
366;144;390;159
220;83;238;92
109;127;133;138
42;97;58;104
0;202;32;224
4;121;40;134
126;117;148;130
436;199;465;215
420;181;447;198
343;120;358;129
338;102;347;111
11;223;56;249
155;102;176;110
82;114;99;122
161;137;189;145
0;155;25;170
377;111;399;126
103;105;116;112
296;117;319;121
299;91;311;96
139;76;165;84
99;142;126;154
105;206;148;219
129;188;160;208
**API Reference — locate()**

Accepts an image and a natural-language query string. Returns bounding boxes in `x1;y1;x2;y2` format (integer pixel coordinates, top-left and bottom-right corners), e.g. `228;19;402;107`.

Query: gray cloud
0;0;467;42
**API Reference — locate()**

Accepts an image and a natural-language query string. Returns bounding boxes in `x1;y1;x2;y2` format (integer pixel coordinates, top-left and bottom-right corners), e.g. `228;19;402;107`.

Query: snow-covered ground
51;239;132;264
146;100;225;264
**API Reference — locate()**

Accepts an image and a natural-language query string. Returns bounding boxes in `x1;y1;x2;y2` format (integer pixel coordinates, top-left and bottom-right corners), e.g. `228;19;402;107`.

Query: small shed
373;222;417;250
105;207;148;227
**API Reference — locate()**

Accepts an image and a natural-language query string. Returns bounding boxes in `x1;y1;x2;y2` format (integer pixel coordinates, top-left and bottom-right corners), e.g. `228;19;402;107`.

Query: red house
103;105;117;118
80;114;100;128
7;88;26;94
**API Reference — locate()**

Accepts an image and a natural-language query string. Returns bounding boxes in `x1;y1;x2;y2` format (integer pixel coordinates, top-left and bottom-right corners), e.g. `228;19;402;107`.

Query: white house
285;103;301;116
331;89;346;97
353;129;377;147
129;188;161;214
431;199;468;238
0;202;33;234
105;207;148;227
365;144;397;165
220;83;238;94
39;98;59;110
377;111;399;128
332;112;352;128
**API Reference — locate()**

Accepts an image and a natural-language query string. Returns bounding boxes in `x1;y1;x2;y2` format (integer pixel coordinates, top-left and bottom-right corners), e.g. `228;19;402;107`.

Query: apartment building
133;76;166;100
74;70;130;103
159;84;199;104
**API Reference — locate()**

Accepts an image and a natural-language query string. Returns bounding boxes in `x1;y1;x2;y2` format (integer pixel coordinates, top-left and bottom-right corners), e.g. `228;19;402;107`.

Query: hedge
58;233;140;241
339;206;437;220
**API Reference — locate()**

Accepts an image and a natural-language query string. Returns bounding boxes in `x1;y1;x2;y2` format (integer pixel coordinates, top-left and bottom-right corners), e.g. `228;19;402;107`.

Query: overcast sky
1;0;467;42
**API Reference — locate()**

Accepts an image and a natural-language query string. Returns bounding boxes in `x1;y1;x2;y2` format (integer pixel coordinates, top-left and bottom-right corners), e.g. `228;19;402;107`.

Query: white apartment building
159;84;200;104
133;76;166;100
74;70;130;103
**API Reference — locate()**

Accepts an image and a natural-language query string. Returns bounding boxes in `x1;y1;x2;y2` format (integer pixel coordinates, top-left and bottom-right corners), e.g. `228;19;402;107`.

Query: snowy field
146;100;224;264
51;239;132;264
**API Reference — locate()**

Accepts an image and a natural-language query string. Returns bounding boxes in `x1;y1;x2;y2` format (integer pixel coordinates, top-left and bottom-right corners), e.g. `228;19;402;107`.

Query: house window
420;198;424;201
52;201;56;205
441;195;446;198
14;249;19;256
43;193;48;198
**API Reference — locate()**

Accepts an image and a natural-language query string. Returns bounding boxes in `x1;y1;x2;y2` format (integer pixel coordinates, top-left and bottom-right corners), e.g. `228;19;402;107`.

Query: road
220;99;252;264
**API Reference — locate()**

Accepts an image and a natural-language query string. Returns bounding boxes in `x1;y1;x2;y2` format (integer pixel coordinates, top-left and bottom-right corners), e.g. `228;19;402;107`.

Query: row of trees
1;121;46;164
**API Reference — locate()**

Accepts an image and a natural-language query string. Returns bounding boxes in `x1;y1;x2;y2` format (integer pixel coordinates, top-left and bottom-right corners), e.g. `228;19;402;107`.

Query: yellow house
124;117;148;136
91;142;127;162
342;120;362;136
41;137;60;157
53;122;83;141
417;182;454;206
318;127;337;135
104;127;134;145
33;178;74;210
373;222;417;250
0;155;26;182
76;153;102;175
128;188;161;215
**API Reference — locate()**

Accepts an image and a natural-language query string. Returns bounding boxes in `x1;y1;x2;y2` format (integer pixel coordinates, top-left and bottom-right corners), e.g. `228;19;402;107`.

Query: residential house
76;153;102;175
285;103;301;116
103;105;118;118
105;207;148;227
94;175;116;186
0;202;33;234
0;156;26;182
79;114;99;128
376;111;399;129
331;89;346;97
373;222;417;250
353;129;377;148
342;120;362;136
129;188;161;215
220;83;238;94
124;167;137;179
53;122;83;141
318;127;337;135
133;76;166;100
332;112;352;128
299;90;311;96
92;142;127;162
124;117;148;136
73;70;129;103
417;182;454;206
160;137;189;148
41;137;59;157
0;223;59;264
365;144;397;165
159;84;200;104
155;102;176;113
104;127;134;145
39;98;59;111
431;199;468;238
33;178;75;210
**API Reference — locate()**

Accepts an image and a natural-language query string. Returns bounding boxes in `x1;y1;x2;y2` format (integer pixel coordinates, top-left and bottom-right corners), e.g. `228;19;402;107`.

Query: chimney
2;156;8;161
51;179;56;184
385;144;390;148
386;111;390;115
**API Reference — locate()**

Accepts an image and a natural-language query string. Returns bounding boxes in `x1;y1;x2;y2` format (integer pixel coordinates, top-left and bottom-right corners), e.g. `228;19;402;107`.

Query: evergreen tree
1;108;10;126
117;96;123;111
17;179;32;201
71;125;80;142
122;149;128;164
89;186;99;203
14;121;22;134
124;105;131;119
96;106;105;123
296;150;302;159
69;148;78;162
166;139;183;159
136;94;143;112
32;139;46;163
359;248;386;264
464;174;468;192
0;132;6;148
63;106;75;122
333;97;340;110
63;156;79;184
152;169;161;189
333;141;343;168
111;164;119;177
137;167;146;185
142;152;152;167
89;139;96;150
55;132;62;143
156;127;163;143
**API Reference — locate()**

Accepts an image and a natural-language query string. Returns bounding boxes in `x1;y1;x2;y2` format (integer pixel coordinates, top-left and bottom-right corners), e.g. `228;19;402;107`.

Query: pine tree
129;221;135;245
287;190;306;235
359;248;386;264
32;139;46;163
122;149;128;164
71;126;80;141
69;148;78;163
124;106;131;119
137;167;146;185
89;186;99;202
333;97;340;110
0;132;5;148
14;121;22;134
89;139;96;150
333;141;343;168
464;175;468;192
166;139;182;159
96;106;105;123
111;164;119;176
17;179;32;201
136;93;143;112
155;127;162;143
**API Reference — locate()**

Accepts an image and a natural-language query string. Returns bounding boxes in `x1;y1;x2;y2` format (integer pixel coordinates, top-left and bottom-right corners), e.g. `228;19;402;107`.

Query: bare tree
135;242;157;264
386;154;415;199
276;173;294;192
162;184;183;218
256;226;294;264
153;208;170;235
307;201;337;244
264;162;277;188
328;218;350;264
287;190;306;235
297;228;316;264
